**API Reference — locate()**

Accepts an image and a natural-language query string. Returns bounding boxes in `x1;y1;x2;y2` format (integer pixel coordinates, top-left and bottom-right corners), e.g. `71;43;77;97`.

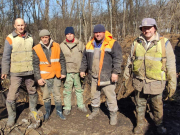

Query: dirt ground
0;33;180;135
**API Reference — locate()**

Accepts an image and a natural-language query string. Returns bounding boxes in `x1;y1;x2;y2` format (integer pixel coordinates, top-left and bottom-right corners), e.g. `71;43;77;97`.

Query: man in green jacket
60;27;87;115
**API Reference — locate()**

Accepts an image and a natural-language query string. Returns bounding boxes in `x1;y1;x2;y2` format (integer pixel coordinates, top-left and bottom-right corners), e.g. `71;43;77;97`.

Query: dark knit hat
39;29;50;37
65;27;75;35
93;24;105;33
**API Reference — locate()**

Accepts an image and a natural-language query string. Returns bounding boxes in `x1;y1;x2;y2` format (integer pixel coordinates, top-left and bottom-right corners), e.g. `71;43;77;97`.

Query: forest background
0;0;179;45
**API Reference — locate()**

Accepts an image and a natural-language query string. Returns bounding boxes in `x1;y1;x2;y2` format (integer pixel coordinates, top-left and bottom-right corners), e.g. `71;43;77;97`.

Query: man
33;29;66;121
124;18;176;134
1;18;37;127
60;27;87;115
80;24;123;125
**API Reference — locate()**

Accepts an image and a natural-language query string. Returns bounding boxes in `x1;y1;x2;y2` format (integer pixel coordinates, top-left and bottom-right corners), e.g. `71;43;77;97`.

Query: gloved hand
164;86;175;101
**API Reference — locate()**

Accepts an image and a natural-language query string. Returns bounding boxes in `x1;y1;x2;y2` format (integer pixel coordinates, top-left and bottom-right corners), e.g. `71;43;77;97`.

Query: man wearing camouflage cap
33;29;66;121
124;18;176;134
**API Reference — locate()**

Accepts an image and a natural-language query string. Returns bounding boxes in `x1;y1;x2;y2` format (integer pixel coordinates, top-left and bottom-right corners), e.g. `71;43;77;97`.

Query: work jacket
1;31;34;76
80;31;123;86
33;39;66;80
124;33;176;94
60;38;84;73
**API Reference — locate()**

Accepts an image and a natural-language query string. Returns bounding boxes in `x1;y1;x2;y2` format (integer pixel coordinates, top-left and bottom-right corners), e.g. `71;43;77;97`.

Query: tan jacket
124;32;176;94
60;38;84;73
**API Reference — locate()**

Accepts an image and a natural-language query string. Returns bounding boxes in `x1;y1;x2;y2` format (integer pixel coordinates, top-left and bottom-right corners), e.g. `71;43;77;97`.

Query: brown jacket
60;38;84;73
124;32;176;94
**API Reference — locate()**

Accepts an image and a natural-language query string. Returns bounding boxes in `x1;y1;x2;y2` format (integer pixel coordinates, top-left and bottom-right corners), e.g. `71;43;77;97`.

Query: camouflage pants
135;90;163;126
63;73;84;110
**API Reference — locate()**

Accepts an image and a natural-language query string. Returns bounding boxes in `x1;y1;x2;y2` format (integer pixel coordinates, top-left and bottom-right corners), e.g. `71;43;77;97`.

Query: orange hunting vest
33;42;61;79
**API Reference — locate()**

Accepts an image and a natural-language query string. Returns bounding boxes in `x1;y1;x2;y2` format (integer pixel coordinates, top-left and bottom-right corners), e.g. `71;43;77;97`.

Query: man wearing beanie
60;27;87;115
1;18;37;127
33;29;67;121
80;24;123;125
124;18;176;134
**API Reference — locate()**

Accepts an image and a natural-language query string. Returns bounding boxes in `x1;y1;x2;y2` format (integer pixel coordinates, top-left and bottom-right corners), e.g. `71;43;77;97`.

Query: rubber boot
134;91;147;134
88;107;99;120
110;111;117;125
29;93;38;112
6;101;16;128
55;102;66;120
44;101;51;122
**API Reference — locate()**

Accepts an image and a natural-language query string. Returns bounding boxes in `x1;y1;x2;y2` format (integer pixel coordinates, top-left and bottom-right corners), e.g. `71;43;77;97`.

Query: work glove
163;86;175;101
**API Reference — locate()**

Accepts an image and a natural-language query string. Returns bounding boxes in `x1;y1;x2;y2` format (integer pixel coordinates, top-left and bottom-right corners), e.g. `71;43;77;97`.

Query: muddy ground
0;34;180;135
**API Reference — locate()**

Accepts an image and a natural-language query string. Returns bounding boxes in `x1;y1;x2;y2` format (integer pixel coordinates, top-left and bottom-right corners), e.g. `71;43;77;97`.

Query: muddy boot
63;110;71;116
134;118;147;134
134;91;147;134
110;111;117;125
88;107;99;120
29;93;38;112
6;101;16;128
78;106;87;113
157;124;167;134
55;102;66;120
44;101;51;122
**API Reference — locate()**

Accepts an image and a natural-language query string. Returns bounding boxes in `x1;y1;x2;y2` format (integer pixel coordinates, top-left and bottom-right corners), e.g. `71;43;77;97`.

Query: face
66;33;74;41
14;18;26;34
142;26;156;41
94;32;105;41
41;36;50;45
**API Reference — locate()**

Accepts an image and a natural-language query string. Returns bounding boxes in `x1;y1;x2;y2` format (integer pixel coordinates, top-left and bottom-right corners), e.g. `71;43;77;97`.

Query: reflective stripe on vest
8;33;33;73
133;38;168;80
86;31;116;86
33;42;61;79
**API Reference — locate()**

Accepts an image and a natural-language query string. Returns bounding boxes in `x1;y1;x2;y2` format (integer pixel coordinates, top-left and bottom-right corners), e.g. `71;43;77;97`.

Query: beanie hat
65;27;75;35
93;24;105;33
39;29;50;37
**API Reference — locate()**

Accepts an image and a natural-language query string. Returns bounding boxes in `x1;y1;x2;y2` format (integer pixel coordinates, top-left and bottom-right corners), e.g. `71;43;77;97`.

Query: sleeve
33;50;41;81
165;41;177;91
111;41;123;74
1;38;12;74
60;49;67;75
79;48;88;72
123;42;134;80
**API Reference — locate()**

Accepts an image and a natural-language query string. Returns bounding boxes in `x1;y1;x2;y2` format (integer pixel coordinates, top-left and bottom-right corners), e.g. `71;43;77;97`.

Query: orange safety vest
33;42;61;79
86;31;115;86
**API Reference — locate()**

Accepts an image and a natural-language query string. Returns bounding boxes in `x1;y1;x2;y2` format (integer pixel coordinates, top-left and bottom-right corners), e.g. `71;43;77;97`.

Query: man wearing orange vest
33;29;66;121
80;24;123;125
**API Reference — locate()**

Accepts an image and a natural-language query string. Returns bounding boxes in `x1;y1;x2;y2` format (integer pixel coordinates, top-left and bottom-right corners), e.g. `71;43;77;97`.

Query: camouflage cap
139;18;157;31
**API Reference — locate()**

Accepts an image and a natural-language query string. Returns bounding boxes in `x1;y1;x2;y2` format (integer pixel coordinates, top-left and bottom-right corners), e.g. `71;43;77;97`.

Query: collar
66;38;75;43
40;38;54;50
12;30;31;38
63;38;79;44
